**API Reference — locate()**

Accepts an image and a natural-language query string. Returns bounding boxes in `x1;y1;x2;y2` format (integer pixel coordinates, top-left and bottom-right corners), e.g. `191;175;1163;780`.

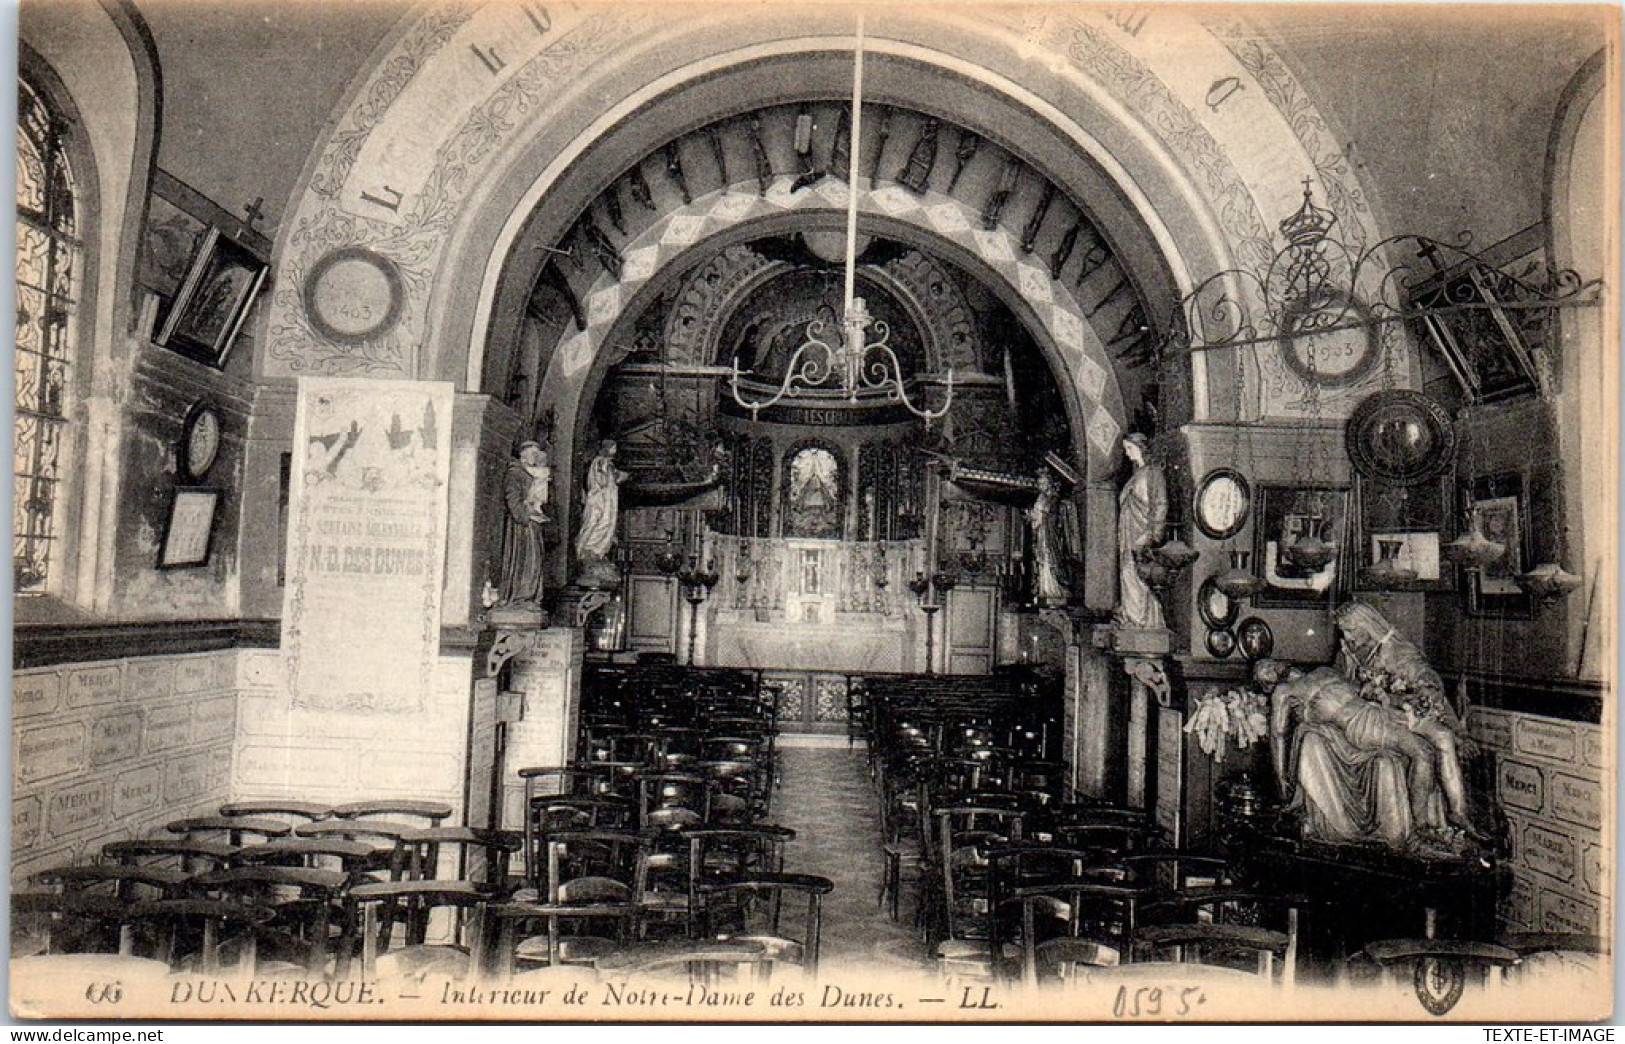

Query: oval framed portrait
1197;575;1239;630
1237;616;1275;661
1205;628;1237;659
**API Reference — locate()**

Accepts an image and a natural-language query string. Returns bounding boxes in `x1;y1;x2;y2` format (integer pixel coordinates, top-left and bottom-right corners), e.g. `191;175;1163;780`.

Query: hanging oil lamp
1281;493;1339;570
1142;523;1200;591
1215;548;1265;600
1148;523;1201;573
1441;512;1504;571
1516;526;1582;604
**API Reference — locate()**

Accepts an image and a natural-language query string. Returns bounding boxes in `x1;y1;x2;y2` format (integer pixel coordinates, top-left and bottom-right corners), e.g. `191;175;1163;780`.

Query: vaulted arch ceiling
261;4;1406;466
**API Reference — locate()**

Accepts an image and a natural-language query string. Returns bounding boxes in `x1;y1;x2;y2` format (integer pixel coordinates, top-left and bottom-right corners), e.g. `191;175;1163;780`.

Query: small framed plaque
157;488;222;568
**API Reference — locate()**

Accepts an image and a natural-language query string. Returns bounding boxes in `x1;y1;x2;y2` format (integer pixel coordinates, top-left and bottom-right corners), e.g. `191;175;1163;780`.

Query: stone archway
537;179;1132;546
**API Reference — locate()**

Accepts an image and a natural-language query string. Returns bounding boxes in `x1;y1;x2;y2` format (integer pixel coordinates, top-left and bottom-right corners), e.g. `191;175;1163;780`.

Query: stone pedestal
1066;627;1116;800
1110;627;1171;811
492;627;584;831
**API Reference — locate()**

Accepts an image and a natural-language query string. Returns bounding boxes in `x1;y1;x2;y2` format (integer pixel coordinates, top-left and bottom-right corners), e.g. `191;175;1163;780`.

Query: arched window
13;75;80;595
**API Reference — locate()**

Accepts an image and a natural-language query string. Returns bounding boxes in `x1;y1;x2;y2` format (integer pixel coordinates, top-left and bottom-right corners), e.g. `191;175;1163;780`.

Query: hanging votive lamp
1365;535;1418;587
1441;514;1504;571
1215;548;1266;600
1516;562;1582;604
1148;523;1201;573
1281;497;1338;571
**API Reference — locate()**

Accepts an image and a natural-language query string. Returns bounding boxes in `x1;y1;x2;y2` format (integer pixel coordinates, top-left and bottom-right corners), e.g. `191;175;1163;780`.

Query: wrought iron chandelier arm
861;337;953;421
729;325;838;417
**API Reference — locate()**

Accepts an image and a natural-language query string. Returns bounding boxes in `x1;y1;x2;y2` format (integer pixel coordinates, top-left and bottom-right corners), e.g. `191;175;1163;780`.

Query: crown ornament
1278;180;1337;248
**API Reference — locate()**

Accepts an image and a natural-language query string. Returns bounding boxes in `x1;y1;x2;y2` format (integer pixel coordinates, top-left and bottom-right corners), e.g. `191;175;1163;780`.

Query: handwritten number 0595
1113;985;1204;1017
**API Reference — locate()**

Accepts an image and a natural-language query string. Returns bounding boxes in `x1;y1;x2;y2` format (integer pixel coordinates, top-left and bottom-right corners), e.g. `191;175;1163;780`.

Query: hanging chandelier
730;15;954;427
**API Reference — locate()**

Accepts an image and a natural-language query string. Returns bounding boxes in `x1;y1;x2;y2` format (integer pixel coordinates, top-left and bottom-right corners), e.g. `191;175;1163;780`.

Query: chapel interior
8;0;1619;1013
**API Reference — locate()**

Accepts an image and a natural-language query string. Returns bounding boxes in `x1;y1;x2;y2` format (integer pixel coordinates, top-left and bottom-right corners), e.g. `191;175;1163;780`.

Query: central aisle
774;742;931;973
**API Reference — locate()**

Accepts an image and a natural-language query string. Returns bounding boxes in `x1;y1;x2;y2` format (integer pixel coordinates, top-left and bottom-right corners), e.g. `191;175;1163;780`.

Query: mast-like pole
842;13;864;319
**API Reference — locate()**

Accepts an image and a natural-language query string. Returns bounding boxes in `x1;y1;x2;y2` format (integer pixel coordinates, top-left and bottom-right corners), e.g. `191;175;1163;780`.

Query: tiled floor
773;743;931;972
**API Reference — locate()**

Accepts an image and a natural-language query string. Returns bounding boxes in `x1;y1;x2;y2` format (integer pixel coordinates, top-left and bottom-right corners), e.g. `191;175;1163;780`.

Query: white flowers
1183;688;1270;761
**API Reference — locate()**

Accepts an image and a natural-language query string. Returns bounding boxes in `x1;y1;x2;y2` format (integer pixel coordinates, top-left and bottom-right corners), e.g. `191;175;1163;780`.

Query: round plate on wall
1345;389;1457;484
1277;291;1380;388
1205;628;1237;659
302;247;404;344
180;400;222;481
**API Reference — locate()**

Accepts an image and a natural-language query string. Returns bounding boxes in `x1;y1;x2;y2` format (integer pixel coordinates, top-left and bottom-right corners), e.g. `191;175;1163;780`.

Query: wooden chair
123;898;277;975
349;880;487;983
392;827;521;892
1135;887;1300;985
487;877;640;978
191;865;353;977
696;873;834;976
11;892;136;957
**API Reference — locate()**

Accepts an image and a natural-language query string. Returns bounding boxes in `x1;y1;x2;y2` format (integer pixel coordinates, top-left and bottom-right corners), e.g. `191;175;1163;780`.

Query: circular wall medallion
1197;575;1239;630
1345;389;1457;484
1278;291;1380;387
1205;628;1237;659
181;400;221;481
303;247;405;344
1194;468;1251;540
1236;616;1275;661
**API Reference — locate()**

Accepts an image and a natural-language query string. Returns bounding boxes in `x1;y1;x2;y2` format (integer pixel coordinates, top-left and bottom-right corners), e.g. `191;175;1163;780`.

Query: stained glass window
14;77;79;594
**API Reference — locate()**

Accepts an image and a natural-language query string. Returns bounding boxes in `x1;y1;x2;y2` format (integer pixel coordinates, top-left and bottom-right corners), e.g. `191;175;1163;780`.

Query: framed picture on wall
157;488;222;569
1355;475;1455;591
154;227;268;369
1251;485;1353;608
1465;471;1534;617
1412;264;1540;403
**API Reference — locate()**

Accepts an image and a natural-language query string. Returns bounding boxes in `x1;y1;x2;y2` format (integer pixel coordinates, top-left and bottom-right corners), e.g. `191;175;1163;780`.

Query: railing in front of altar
711;536;927;617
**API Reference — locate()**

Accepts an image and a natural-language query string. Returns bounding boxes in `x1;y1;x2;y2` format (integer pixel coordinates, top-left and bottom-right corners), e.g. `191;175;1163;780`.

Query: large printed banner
282;378;453;713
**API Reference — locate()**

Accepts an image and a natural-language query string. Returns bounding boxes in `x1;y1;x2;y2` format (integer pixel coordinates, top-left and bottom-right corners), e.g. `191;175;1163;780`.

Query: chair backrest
229;837;392;877
167;815;292;845
35;863;192;901
1137;887;1299;985
218;799;335;822
696;872;834;974
395;827;521;890
348;879;487;981
123;899;277;975
331;800;453;828
103;838;237;874
295;819;420;845
190;866;352;976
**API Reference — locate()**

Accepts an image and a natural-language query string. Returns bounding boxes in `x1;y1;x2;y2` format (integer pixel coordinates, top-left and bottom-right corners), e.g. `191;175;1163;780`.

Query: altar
708;536;921;674
712;612;915;673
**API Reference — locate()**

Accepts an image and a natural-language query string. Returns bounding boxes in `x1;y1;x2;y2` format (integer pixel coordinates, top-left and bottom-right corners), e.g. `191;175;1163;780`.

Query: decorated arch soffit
261;2;1410;426
549;183;1128;478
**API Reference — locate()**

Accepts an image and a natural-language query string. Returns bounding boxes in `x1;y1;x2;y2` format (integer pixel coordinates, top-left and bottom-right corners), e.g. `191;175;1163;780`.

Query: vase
1366;535;1418;586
